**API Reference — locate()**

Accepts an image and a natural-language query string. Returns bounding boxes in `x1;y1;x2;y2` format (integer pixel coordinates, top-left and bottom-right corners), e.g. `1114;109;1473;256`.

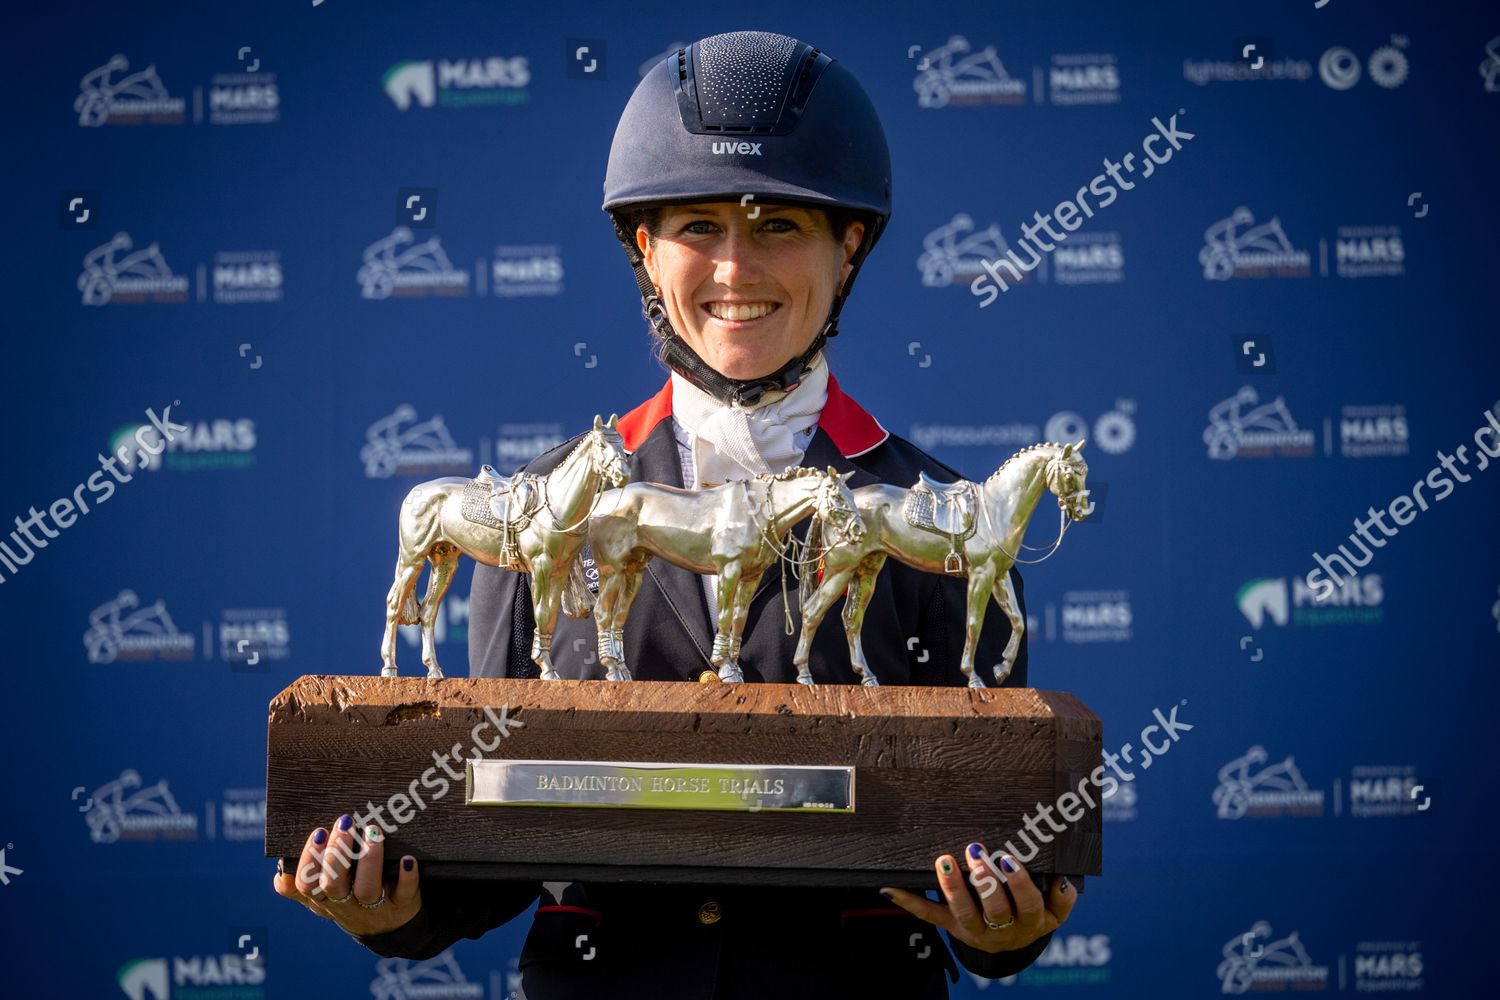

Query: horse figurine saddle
462;465;541;567
902;471;977;573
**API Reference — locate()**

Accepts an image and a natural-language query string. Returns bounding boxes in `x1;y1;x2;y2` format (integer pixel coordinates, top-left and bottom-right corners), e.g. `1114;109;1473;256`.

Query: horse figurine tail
560;556;595;619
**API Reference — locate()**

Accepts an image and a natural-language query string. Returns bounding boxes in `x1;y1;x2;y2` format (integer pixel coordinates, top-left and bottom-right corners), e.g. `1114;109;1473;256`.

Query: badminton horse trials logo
916;213;1022;288
912;35;1027;107
357;227;469;299
1203;386;1314;459
1199;206;1311;280
361;405;474;478
1212;746;1324;820
78;232;189;305
74;53;185;126
83;590;195;663
1217;921;1328;994
83;768;198;843
371;950;482;1000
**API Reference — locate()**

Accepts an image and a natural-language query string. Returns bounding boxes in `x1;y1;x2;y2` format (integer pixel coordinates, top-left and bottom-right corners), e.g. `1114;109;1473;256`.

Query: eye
761;218;800;233
680;220;718;235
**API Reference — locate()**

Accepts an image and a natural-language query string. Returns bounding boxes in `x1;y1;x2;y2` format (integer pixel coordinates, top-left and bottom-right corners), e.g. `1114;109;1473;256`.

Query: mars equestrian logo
917;214;1030;288
1059;590;1133;643
84;768;199;843
490;245;564;297
117;953;264;999
1347;765;1430;818
383;56;530;110
370;950;483;1000
1217;921;1328;993
74;54;185;126
219;608;289;668
84;590;195;663
1199;207;1311;280
1204;387;1314;459
1047;54;1120;105
78;232;189;305
358;227;470;299
1237;574;1384;628
362;405;474;478
1052;232;1124;285
1331;225;1405;278
913;35;1027;108
213;251;283;303
1213;746;1325;820
1339;404;1409;457
112;418;258;473
1354;941;1424;991
218;787;267;842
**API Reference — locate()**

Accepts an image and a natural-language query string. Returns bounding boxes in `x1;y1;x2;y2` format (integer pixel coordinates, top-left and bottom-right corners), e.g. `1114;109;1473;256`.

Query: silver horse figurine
588;466;864;683
796;442;1091;688
381;416;629;679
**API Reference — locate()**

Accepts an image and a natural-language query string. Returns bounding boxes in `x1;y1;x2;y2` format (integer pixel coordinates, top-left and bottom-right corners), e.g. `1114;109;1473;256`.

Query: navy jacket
351;377;1054;996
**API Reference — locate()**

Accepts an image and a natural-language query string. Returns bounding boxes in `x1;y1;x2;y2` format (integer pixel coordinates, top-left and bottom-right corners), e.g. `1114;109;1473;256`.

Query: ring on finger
984;914;1016;931
326;884;357;904
358;888;386;909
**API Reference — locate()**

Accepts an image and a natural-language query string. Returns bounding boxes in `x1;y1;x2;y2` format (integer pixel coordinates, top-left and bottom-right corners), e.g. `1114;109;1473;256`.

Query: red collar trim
615;375;888;457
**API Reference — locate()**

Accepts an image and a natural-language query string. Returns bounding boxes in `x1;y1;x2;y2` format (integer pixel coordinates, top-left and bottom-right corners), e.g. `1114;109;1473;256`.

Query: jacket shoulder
854;430;972;484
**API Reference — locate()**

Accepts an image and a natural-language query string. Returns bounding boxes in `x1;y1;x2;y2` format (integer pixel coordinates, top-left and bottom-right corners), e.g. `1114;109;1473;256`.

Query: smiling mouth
703;301;780;323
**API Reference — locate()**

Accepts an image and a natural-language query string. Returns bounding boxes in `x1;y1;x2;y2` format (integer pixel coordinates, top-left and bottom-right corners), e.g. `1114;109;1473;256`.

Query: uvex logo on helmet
711;140;762;155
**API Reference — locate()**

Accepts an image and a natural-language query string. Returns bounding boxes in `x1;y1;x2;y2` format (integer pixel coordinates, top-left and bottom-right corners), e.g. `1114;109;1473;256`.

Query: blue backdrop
3;0;1497;996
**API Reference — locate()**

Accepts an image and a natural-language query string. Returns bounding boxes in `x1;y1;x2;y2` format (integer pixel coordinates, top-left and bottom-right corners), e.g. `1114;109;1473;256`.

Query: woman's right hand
273;815;422;937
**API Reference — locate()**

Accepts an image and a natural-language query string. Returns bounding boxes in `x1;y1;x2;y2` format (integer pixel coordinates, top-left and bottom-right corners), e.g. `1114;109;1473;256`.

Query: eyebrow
668;205;810;218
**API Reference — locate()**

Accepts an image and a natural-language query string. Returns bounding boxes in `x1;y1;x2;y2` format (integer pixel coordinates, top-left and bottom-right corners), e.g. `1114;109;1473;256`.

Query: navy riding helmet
603;31;893;406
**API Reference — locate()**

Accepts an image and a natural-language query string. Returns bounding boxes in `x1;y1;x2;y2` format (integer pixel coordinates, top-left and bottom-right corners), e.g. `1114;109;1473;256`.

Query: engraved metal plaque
467;759;855;813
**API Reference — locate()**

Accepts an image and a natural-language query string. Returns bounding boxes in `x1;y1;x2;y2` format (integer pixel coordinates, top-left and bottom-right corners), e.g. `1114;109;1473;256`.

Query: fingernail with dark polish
312;828;327;846
879;889;894;900
337;814;353;831
967;843;984;860
402;857;414;872
1000;854;1018;873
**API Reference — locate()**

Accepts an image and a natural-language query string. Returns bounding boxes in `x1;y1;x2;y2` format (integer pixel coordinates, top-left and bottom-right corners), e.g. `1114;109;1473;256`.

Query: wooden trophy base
266;675;1101;889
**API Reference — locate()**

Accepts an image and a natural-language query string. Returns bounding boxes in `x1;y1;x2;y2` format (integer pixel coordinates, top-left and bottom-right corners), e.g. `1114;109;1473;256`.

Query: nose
713;227;765;288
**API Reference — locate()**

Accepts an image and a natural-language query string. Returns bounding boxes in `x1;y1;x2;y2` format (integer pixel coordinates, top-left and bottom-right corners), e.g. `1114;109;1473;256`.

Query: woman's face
638;202;865;382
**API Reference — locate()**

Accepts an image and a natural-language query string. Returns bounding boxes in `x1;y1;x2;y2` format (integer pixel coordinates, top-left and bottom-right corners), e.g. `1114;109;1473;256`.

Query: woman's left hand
880;842;1076;953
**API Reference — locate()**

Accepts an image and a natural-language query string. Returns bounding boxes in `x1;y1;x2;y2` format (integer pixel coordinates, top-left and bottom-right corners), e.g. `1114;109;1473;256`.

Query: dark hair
626;203;865;248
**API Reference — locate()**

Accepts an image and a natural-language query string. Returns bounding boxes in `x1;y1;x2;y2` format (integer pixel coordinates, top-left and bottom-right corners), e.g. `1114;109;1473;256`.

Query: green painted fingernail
940;859;953;874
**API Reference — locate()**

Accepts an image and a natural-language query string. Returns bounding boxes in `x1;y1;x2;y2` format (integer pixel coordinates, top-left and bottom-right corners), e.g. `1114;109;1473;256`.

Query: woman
276;31;1077;996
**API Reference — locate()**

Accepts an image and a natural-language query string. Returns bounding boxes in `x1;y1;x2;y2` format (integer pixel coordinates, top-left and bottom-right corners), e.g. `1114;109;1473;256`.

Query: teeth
708;302;775;322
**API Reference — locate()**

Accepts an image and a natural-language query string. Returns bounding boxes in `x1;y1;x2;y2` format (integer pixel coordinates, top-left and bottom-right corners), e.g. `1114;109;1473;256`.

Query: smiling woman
277;29;1071;1000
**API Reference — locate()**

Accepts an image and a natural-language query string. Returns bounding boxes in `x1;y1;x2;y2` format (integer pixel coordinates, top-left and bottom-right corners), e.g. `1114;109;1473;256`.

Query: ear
593;415;603;431
1061;442;1073;458
1074;438;1086;452
607;413;619;429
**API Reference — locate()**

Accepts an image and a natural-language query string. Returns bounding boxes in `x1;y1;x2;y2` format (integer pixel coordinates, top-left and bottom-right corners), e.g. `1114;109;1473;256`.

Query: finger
391;854;421;908
275;860;331;918
996;852;1048;931
353;824;385;904
935;854;982;935
294;827;329;899
1046;874;1079;925
320;814;356;899
964;842;1016;926
879;886;954;932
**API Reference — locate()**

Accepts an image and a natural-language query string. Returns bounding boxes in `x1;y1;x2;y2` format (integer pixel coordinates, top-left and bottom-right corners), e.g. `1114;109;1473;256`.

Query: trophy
267;440;1102;891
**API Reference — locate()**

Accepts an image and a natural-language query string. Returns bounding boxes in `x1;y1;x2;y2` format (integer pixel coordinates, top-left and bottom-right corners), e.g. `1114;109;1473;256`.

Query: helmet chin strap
612;212;864;408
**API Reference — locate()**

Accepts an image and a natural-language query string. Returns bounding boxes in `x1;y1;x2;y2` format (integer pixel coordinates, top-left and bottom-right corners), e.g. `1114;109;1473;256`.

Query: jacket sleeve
349;559;542;958
947;929;1055;981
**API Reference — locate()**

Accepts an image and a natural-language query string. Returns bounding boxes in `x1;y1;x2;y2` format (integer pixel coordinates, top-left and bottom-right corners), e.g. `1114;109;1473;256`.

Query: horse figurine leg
990;571;1023;685
418;545;461;680
380;551;425;677
592;558;643;682
710;561;748;683
960;563;997;689
528;555;563;681
793;561;853;685
839;554;886;686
